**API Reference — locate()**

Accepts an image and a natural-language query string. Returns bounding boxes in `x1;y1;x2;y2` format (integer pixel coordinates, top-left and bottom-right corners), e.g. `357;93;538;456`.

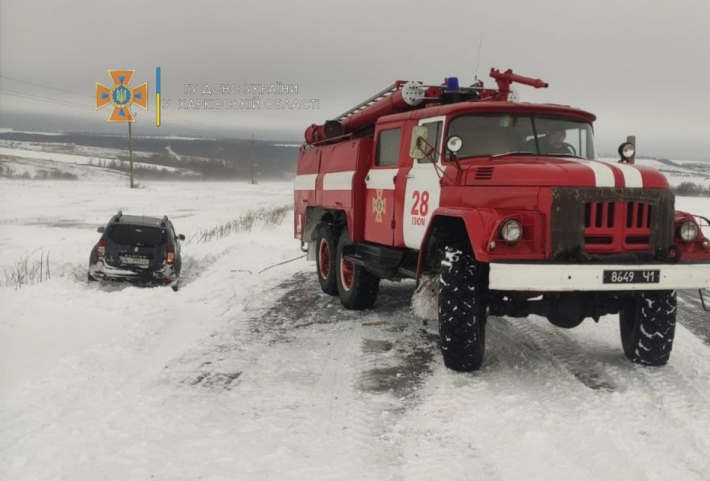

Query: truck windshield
447;114;596;159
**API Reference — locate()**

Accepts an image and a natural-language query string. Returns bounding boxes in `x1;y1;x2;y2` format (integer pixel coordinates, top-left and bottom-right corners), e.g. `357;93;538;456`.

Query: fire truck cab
293;68;710;372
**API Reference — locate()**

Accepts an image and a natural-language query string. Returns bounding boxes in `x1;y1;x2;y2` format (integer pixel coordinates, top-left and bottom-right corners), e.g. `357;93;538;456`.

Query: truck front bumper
488;262;710;292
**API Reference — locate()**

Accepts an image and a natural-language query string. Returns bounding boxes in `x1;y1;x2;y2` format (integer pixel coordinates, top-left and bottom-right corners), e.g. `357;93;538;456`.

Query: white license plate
120;257;149;266
603;269;660;284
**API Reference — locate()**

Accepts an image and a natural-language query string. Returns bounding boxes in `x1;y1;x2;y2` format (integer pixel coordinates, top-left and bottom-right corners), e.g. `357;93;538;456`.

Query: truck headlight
500;219;523;243
678;220;699;243
618;142;635;160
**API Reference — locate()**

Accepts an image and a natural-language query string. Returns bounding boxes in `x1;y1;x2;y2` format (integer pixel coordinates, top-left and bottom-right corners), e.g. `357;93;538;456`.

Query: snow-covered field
2;139;710;187
1;173;710;480
0;140;209;179
598;157;710;188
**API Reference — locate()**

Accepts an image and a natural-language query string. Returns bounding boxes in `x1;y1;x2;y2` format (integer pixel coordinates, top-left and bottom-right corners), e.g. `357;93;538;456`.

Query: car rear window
107;224;167;247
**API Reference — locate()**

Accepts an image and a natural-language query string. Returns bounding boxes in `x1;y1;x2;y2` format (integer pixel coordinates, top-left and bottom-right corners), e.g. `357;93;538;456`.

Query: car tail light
167;246;175;264
97;239;107;258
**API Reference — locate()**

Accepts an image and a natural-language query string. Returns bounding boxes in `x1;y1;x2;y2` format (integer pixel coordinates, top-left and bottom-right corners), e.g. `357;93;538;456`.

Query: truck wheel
438;244;488;372
336;230;379;310
619;290;677;366
316;223;339;296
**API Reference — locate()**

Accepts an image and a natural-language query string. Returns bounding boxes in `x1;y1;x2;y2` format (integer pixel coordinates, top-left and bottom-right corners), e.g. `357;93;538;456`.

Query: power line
0;89;95;111
0;75;94;99
0;88;228;134
0;75;224;136
0;87;213;137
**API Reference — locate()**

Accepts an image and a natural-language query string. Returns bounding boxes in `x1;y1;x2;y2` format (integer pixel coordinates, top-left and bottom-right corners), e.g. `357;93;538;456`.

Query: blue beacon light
446;77;460;92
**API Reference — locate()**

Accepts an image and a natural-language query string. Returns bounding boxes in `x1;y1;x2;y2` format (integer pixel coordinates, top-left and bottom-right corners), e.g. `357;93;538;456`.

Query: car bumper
488;262;710;292
89;261;177;286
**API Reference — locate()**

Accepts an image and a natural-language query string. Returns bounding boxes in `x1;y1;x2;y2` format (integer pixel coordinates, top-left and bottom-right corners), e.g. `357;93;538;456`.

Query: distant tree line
89;157;195;180
672;182;710;197
0;164;78;180
0;132;299;180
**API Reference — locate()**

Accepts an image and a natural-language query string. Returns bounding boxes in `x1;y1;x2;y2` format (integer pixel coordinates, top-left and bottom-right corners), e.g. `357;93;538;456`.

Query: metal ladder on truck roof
334;81;406;122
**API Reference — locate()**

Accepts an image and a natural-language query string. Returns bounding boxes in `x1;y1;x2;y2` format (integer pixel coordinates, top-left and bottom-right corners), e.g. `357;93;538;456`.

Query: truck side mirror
178;234;185;241
446;136;463;154
97;226;105;233
409;126;429;160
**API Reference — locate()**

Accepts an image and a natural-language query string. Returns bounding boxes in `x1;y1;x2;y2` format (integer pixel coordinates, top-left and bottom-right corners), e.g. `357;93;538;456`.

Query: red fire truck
293;68;710;372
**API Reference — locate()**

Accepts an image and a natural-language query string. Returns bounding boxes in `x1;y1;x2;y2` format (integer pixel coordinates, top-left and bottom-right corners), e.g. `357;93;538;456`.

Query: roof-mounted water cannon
486;68;548;101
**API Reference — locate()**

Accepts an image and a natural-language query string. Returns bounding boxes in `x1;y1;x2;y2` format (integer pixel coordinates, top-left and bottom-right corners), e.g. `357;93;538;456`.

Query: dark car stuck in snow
88;211;184;291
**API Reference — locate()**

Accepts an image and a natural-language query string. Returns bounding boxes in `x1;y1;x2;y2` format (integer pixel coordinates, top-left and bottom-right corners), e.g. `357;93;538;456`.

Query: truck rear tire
619;290;677;366
336;230;379;310
438;244;487;372
316;223;339;296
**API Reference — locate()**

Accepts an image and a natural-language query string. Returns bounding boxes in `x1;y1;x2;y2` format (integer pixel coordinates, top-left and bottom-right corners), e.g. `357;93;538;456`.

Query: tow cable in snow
227;254;307;276
258;255;306;274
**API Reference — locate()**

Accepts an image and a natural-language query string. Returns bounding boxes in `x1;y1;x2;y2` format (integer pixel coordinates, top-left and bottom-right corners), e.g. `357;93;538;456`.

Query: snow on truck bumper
89;261;177;285
488;262;710;292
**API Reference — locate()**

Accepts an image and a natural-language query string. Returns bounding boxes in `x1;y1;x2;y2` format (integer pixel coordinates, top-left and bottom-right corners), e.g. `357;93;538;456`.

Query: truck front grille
583;201;653;252
551;188;674;261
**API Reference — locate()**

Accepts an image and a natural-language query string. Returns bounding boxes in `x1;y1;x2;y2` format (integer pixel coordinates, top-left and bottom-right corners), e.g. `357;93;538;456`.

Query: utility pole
128;120;135;188
250;133;256;185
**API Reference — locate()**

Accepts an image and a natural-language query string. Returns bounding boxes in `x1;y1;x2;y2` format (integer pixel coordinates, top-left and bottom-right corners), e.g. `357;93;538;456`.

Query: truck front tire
438;244;488;372
336;230;379;310
316;224;339;296
619;290;677;366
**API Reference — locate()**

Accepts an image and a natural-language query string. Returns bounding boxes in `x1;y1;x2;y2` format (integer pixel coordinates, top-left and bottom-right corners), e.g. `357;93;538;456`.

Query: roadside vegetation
2;250;51;289
188;205;291;244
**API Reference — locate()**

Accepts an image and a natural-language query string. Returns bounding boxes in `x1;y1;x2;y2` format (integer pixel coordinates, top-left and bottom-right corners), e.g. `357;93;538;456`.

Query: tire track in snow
227;273;439;479
158;270;710;480
488;316;710;479
496;316;622;392
392;305;710;480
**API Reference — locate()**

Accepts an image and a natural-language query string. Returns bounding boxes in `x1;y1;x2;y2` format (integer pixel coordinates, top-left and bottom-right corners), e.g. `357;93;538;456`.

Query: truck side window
376;128;402;166
417;121;442;164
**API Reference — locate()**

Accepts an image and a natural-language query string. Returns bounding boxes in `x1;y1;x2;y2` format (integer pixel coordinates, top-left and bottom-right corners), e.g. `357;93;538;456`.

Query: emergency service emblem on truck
294;68;710;372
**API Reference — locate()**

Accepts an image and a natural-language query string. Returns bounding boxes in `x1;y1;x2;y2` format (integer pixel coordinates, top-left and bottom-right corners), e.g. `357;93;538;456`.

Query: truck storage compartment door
294;148;320;240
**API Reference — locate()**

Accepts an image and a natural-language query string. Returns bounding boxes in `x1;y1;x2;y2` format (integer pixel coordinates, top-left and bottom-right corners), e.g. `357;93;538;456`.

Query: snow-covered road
1;179;709;481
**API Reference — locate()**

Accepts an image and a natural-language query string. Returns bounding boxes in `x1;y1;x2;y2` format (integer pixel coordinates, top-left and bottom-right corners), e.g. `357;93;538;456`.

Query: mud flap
306;242;316;262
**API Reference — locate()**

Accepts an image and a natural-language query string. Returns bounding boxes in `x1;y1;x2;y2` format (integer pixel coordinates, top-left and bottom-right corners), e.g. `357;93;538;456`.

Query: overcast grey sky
1;0;709;158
